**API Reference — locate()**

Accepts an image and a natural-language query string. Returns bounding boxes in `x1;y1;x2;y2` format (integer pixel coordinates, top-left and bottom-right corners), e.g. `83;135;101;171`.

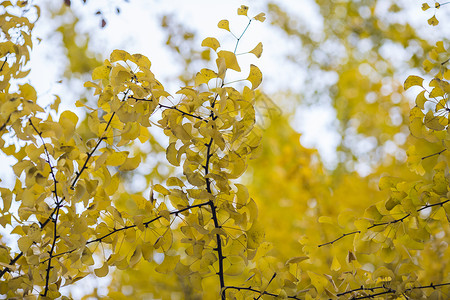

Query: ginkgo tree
1;1;450;299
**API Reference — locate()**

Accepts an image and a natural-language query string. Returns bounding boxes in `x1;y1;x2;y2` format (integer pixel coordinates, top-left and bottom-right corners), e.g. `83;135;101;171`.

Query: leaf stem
234;19;252;54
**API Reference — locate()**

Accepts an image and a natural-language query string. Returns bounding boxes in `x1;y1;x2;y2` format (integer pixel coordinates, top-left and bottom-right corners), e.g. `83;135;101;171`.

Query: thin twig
222;285;302;299
318;231;361;247
421;148;447;160
0;56;7;72
319;199;450;247
255;273;277;300
129;95;206;121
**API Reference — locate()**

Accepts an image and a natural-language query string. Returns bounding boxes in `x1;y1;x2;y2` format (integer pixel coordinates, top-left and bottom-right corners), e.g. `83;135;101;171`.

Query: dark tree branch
337;285;388;297
367;213;410;229
29;119;63;297
319;200;450;247
417;199;449;211
222;285;302;299
205;134;225;296
129;95;205;121
350;288;396;299
42;204;61;296
318;231;361;248
421;148;447;160
339;282;450;299
0;56;7;72
0;114;11;133
406;282;450;291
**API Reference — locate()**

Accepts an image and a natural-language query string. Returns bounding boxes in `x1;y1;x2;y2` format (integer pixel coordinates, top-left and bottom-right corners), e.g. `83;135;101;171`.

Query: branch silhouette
338;282;450;299
319;199;450;247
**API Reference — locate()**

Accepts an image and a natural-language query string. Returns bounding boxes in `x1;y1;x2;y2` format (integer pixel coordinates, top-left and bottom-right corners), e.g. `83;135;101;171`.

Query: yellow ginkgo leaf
129;245;142;267
105;151;128;166
422;59;434;72
155;255;179;274
249;42;263;58
195;68;218;86
428;16;439;26
307;271;329;295
237;5;249;16
435;41;446;53
153;184;170;196
119;155;141;171
131;53;151;69
186;171;205;187
81;247;95;266
404;75;423;90
415;90;427;109
286;256;309;265
224;256;246;276
201;37;220;51
92;64;111;80
171;124;192;140
253;13;266;22
424;110;445;131
331;256;341;271
94;262;109;277
247;221;264;249
167;177;184;187
235;183;249;206
17;236;32;253
110;49;132;62
218;19;230;31
247;64;262;89
217;51;241;72
166;142;180;166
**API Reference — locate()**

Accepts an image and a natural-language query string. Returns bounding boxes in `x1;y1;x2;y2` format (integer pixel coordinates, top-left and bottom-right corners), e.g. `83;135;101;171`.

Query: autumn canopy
0;1;449;299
